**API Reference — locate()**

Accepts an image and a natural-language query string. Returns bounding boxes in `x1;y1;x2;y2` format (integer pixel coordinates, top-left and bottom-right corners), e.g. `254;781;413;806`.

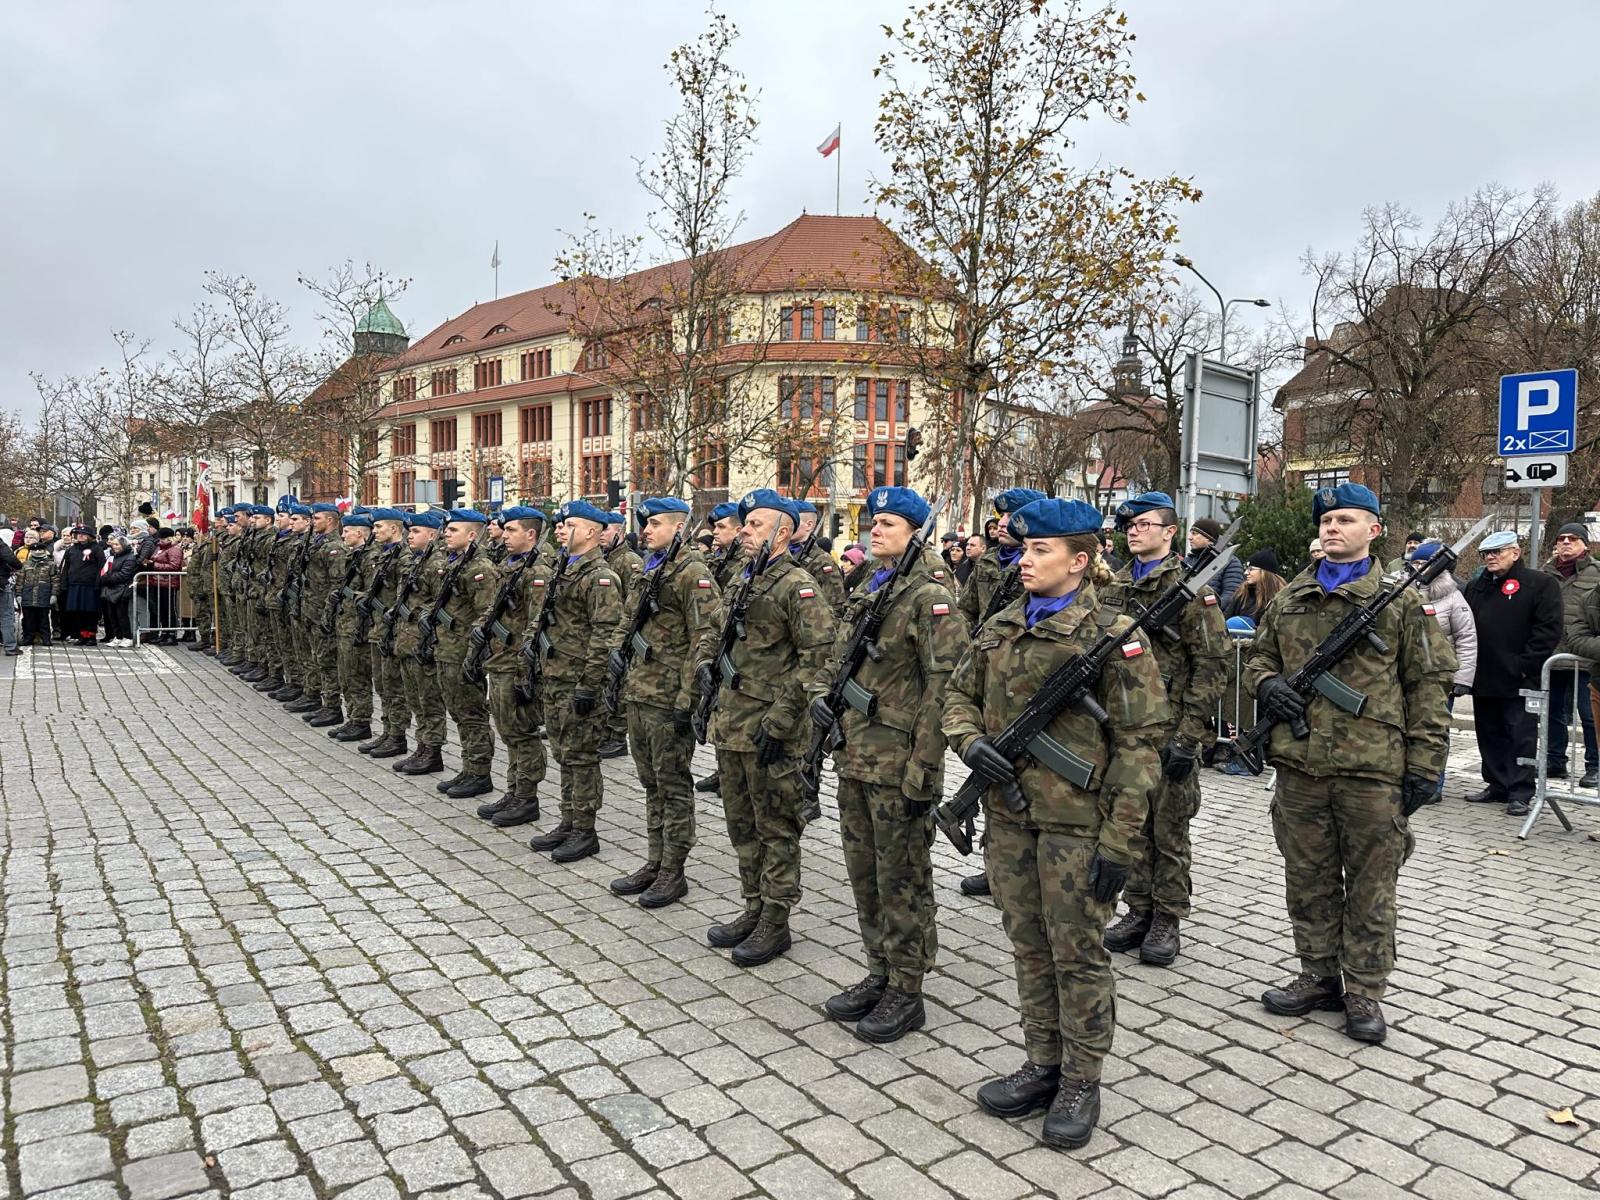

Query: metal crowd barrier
1518;652;1600;839
1208;632;1258;770
130;571;194;640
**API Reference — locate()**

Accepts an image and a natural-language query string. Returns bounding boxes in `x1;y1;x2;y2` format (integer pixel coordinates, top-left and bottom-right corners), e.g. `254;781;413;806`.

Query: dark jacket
100;547;140;603
1463;558;1564;697
59;542;106;595
0;540;20;588
1188;549;1244;612
1543;552;1600;669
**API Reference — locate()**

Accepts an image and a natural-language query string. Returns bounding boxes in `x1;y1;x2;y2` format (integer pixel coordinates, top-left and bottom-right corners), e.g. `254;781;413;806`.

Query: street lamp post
1171;255;1270;361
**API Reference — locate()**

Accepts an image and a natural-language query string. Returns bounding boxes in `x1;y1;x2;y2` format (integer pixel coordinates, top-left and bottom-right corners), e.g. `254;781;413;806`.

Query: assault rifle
973;562;1023;637
321;530;374;635
416;544;480;668
460;552;536;686
1232;513;1492;776
280;530;314;620
380;547;432;658
799;497;947;798
604;519;702;714
934;528;1242;856
691;527;779;745
513;550;570;705
355;542;401;641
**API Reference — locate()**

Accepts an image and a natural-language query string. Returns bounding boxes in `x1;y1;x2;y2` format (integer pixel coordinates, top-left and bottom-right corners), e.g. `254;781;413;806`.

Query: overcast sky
5;0;1599;422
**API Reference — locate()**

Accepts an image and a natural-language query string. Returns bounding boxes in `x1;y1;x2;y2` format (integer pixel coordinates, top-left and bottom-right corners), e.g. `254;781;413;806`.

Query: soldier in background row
695;501;746;797
390;510;449;777
600;512;644;759
327;513;376;745
358;509;412;760
791;500;846;613
299;503;346;727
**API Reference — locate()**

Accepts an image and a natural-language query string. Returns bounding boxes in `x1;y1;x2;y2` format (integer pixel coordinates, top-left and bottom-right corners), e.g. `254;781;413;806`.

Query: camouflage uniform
332;536;375;723
813;557;965;993
249;526;278;667
956;546;1015;633
288;532;319;697
1245;564;1453;1000
604;541;645;747
363;542;412;738
394;544;447;751
619;547;721;870
942;585;1168;1080
538;546;623;832
795;541;846;613
269;530;299;683
697;555;835;924
1099;554;1228;919
711;541;747;591
430;542;501;777
186;534;214;646
304;529;344;711
485;549;549;800
217;528;242;655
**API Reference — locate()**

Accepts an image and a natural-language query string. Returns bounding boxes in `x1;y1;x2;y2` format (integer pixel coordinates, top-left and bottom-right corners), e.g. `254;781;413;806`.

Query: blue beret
1408;539;1444;562
344;513;373;529
994;488;1047;514
501;505;546;524
406;509;445;530
252;505;276;518
556;499;609;526
1009;498;1104;539
600;511;625;526
865;486;930;528
310;502;340;515
1479;530;1519;551
275;495;294;514
793;499;818;516
222;512;238;523
1312;482;1381;521
286;503;312;518
709;502;739;522
737;488;799;523
446;508;488;525
1115;491;1176;523
638;497;691;521
367;507;405;524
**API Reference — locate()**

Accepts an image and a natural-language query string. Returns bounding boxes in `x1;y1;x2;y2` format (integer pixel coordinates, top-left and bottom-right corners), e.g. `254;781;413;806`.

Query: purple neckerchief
1130;555;1163;582
1025;589;1078;628
1316;557;1372;592
646;549;668;572
998;544;1022;567
868;565;895;593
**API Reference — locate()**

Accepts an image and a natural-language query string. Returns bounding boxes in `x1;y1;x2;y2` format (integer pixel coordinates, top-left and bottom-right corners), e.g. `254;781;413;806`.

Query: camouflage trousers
1123;767;1201;919
625;701;695;870
837;776;937;992
293;619;316;694
439;658;494;775
715;747;804;925
309;626;340;707
545;683;604;832
1270;766;1414;1000
607;703;630;751
488;672;546;798
400;656;447;749
338;636;373;721
271;612;292;677
986;819;1116;1081
251;604;273;665
191;592;213;647
373;645;410;736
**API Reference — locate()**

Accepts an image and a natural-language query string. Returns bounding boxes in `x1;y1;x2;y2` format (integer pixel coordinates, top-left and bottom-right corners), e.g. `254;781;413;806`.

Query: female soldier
943;497;1167;1150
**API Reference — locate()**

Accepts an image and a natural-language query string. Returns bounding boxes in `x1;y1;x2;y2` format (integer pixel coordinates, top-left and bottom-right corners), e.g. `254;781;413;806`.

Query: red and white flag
817;123;840;157
194;460;213;535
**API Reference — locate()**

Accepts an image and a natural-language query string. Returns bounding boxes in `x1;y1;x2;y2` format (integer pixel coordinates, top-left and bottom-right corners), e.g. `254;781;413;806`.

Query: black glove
1450;682;1472;698
1400;774;1437;817
672;708;694;737
1159;739;1197;782
1088;852;1128;904
571;688;596;717
694;663;716;696
608;649;628;680
754;727;785;766
962;736;1016;785
1257;675;1307;724
809;696;837;731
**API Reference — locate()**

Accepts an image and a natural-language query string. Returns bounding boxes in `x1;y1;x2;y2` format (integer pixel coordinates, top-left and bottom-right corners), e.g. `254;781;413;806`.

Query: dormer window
443;335;467;347
486;324;512;336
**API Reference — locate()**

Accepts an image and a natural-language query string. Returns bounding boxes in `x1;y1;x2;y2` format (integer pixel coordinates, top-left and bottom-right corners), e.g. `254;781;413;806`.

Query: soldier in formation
695;501;746;796
429;509;503;800
326;512;376;744
791;500;846;612
600;512;644;758
360;509;413;760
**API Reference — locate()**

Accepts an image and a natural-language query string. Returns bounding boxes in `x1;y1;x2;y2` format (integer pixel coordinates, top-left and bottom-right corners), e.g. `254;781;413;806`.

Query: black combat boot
306;707;343;728
230;661;256;676
639;868;687;909
331;721;371;743
272;684;304;703
609;863;659;897
490;795;539;828
445;773;493;799
396;745;445;775
368;734;409;760
356;730;387;753
477;793;514;818
435;772;466;794
597;739;627;759
1262;973;1344;1016
1041;1078;1100;1150
528;823;572;852
1102;908;1152;953
251;673;281;691
287;694;321;713
960;873;991;897
694;771;720;793
1139;912;1180;967
707;910;760;949
977;1062;1060;1118
1343;994;1387;1044
731;919;791;968
855;988;925;1044
551;828;599;864
824;974;887;1022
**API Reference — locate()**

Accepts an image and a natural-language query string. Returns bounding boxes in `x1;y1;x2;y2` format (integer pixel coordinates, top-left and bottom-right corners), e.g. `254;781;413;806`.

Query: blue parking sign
1499;369;1577;456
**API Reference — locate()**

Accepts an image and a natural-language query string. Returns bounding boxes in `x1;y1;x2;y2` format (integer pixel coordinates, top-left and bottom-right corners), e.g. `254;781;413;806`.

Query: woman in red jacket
147;528;185;644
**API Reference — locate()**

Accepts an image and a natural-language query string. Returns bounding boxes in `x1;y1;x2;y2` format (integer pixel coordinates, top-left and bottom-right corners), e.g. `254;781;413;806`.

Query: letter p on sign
1518;379;1561;428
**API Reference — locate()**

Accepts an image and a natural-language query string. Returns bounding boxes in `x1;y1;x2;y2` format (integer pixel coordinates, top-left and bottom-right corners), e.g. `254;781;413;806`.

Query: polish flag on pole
817;124;841;157
194;460;213;535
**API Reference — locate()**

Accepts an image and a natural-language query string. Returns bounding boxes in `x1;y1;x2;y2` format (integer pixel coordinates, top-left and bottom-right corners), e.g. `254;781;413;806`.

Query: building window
779;306;793;341
581;341;609;371
875;381;889;423
822;307;836;340
801;307;814;340
430;367;458;397
430;417;458;453
632;392;663;434
487;324;512;335
581;397;612;439
361;474;378;505
520;403;552;444
520;458;552;498
394;376;417;405
472;411;502;446
392;470;416;504
444;335;466;346
391;422;417;457
856;310;870;341
854;378;869;421
580;452;611;497
472;359;504;389
521;348;553;380
1302;469;1351;491
692;442;728;490
852;443;868;489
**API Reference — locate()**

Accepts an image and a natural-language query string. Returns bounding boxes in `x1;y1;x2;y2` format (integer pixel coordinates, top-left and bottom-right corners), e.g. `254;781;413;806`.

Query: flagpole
836;124;841;216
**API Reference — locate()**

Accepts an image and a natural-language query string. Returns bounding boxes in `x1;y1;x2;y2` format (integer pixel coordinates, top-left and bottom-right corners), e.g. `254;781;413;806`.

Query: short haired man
1542;524;1599;788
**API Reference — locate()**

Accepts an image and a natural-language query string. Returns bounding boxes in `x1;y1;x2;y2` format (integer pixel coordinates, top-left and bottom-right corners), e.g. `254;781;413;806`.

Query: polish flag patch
1203;594;1219;606
532;579;547;588
821;565;835;573
1422;603;1436;615
932;602;950;616
473;574;484;581
798;587;816;599
697;578;713;588
1121;641;1144;658
598;577;613;587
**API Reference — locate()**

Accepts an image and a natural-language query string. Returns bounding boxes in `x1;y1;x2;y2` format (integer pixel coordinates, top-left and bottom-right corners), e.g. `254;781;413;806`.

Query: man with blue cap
790;499;845;613
387;509;450;778
599;511;644;758
254;499;302;695
352;508;413;758
1245;481;1454;1045
808;485;965;1042
523;499;624;864
294;502;347;726
233;504;279;683
423;508;503;801
943;495;1167;1149
694;500;747;797
184;506;218;655
1100;491;1228;969
326;512;377;744
605;496;722;908
272;503;317;708
952;486;1044;898
215;507;246;665
692;489;836;967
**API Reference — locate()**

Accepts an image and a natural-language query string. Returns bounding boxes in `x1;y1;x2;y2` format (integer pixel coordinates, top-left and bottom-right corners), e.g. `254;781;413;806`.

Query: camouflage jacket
538;545;623;690
1099;553;1229;750
301;531;339;620
793;542;846;613
428;542;500;662
269;531;299;615
331;539;371;638
711;541;747;590
361;542;409;646
618;547;722;711
244;527;276;604
956;547;1017;633
218;532;241;596
606;543;645;606
1244;564;1454;784
942;582;1167;864
392;543;441;657
484;540;508;565
696;554;836;751
186;536;214;596
810;557;967;795
17;543;59;607
484;547;547;677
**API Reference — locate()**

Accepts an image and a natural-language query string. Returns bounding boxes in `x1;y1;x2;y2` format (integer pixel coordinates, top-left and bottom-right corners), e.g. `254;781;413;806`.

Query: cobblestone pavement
4;643;1600;1200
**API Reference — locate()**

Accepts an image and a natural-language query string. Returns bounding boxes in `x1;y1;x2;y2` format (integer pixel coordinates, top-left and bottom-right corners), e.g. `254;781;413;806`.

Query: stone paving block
120;1151;211;1200
18;1133;114;1193
570;1151;657;1200
11;1065;90;1113
217;1140;299;1189
751;1153;857;1200
478;1143;566;1197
